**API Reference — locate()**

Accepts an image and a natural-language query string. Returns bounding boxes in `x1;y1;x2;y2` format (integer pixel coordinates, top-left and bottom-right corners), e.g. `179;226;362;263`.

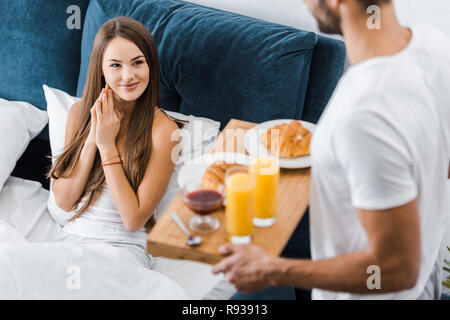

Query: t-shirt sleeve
332;111;418;210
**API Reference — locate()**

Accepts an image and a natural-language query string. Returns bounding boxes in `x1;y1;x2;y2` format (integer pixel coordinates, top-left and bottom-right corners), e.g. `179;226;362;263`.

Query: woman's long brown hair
48;17;161;232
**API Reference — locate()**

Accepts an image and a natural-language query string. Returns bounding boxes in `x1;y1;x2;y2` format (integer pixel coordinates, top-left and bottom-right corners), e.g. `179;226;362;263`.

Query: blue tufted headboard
77;0;321;130
76;0;346;130
303;35;346;123
3;0;346;188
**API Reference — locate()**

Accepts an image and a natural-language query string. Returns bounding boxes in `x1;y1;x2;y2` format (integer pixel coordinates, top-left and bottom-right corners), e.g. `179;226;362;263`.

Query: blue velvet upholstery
302;35;346;123
0;0;90;111
77;0;318;129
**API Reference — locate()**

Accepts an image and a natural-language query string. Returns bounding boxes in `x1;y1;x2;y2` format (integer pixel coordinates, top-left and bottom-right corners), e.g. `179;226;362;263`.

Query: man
212;0;450;299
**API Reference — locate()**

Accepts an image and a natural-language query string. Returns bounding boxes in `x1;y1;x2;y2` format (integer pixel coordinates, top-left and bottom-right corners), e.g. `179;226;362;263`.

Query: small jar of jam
181;179;224;233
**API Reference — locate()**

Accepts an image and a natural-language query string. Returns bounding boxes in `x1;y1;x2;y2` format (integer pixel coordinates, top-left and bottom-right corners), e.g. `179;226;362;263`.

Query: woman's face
102;36;150;107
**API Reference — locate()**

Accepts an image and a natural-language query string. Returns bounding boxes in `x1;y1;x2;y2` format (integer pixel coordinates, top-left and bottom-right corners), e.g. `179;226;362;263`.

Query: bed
0;90;235;300
4;157;235;300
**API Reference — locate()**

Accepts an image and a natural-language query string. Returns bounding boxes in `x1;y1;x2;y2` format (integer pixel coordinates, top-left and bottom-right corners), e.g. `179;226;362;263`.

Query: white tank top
61;108;166;249
62;183;148;249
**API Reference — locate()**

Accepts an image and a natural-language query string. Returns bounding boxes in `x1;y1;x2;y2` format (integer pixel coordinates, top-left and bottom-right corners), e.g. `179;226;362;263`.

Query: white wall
185;0;450;38
394;0;450;37
184;0;321;34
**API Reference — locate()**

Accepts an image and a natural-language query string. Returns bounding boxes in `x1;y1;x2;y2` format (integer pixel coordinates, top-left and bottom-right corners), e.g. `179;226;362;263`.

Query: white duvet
0;177;234;300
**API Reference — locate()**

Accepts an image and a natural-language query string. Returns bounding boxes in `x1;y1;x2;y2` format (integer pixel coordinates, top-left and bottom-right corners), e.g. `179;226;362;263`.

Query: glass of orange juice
249;157;279;227
225;165;256;244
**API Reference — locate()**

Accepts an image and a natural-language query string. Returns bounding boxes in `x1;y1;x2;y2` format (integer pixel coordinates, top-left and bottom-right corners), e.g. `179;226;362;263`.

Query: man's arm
213;198;421;294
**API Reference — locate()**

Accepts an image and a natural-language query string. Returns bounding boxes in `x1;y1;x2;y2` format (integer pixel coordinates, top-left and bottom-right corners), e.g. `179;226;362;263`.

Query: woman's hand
95;84;123;151
85;91;104;147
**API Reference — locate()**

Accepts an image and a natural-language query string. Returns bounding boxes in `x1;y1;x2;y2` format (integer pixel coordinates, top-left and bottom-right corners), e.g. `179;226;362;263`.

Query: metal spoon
169;212;203;246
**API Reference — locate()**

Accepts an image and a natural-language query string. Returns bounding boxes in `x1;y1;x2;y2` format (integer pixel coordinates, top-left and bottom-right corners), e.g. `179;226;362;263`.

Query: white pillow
43;85;80;160
42;85;220;222
165;110;221;164
0;176;56;242
0;98;48;192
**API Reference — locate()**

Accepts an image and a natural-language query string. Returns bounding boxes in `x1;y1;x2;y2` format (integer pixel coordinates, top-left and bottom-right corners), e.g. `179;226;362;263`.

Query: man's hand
212;243;278;294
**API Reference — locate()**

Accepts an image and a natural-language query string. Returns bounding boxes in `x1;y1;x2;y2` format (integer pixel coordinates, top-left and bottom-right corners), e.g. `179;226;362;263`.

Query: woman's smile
119;81;139;91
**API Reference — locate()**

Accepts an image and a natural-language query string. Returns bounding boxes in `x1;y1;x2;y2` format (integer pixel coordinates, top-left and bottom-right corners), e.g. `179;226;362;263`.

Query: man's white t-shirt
310;25;450;300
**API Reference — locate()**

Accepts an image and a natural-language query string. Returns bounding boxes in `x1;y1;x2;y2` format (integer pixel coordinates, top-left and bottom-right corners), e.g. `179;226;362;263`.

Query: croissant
200;161;247;190
260;120;311;158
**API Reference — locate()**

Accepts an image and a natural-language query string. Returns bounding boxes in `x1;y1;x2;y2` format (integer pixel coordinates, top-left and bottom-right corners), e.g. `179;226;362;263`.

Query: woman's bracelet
101;160;122;167
101;154;120;166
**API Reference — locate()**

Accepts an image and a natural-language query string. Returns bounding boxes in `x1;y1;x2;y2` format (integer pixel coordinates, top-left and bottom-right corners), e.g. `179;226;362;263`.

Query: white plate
243;119;317;169
177;152;251;188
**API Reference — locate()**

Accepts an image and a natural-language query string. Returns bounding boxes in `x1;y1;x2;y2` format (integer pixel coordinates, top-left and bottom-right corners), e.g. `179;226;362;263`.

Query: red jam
185;190;224;215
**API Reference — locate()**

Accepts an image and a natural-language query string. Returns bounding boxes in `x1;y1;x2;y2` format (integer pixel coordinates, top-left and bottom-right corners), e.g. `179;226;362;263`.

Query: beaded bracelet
101;154;120;164
101;160;122;167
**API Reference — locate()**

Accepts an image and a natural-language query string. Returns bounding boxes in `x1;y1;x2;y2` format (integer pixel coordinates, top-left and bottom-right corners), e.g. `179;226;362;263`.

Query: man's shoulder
337;62;431;111
332;72;416;115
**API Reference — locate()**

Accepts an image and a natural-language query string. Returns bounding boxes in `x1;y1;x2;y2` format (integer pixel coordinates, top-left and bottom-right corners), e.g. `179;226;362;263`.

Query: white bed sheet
0;176;236;300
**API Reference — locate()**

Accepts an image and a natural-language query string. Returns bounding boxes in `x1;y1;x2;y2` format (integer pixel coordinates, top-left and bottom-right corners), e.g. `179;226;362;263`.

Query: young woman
0;17;198;299
48;16;179;263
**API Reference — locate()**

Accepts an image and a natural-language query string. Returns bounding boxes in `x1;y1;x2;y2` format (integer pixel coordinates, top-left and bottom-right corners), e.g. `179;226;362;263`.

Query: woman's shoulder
153;107;177;128
70;100;82;112
67;100;81;117
152;107;179;144
67;100;83;127
65;100;83;142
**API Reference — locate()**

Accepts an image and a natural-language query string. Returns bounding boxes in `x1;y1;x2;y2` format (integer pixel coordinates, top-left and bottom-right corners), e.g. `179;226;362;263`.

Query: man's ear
325;0;341;11
327;0;342;12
